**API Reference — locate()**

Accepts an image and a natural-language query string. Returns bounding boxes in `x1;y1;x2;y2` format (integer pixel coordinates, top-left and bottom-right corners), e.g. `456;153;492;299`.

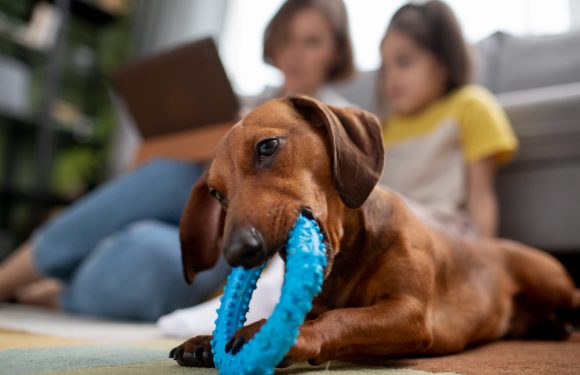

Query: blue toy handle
211;214;327;375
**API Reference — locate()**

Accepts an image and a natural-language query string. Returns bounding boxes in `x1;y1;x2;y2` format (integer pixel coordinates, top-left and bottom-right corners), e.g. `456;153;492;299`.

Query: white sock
157;254;285;337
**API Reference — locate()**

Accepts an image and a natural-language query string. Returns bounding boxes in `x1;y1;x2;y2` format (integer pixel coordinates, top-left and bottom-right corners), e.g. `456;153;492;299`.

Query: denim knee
31;159;203;281
61;220;229;321
61;221;181;321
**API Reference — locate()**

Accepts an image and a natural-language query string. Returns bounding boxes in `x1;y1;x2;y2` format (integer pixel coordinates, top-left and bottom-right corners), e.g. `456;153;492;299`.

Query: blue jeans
32;159;230;321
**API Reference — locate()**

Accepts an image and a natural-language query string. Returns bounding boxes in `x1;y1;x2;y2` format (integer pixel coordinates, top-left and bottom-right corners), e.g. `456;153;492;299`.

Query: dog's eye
210;189;227;206
257;138;279;158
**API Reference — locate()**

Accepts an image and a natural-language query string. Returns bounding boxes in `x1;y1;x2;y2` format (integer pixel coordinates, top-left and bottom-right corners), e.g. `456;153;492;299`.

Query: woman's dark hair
263;0;355;82
384;0;471;91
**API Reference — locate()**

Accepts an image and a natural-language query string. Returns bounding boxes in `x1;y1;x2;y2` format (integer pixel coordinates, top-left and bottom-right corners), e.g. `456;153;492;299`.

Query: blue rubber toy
211;214;327;375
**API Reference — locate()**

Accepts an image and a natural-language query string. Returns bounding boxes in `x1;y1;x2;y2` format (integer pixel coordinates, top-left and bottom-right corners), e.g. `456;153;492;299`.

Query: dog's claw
231;335;246;354
225;336;235;353
225;334;246;354
169;345;185;362
176;346;184;361
194;345;204;360
181;351;197;366
309;358;324;366
202;348;215;367
277;357;293;368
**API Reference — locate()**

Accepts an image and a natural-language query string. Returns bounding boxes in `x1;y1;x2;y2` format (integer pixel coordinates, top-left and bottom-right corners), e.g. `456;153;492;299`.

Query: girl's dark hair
263;0;355;82
384;0;471;91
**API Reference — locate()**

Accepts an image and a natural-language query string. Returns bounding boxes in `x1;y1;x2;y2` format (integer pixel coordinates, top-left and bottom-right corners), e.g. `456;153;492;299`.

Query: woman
243;0;353;109
0;0;355;321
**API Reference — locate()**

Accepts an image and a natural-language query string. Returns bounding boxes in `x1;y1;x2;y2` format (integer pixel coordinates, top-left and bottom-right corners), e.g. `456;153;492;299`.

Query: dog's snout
224;227;266;268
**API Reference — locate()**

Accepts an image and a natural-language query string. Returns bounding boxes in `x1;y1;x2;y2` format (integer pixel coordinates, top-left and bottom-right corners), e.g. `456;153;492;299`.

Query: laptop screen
111;38;239;139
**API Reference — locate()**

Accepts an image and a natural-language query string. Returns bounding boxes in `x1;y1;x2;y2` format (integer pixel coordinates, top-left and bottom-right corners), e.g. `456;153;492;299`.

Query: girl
379;0;518;238
0;0;354;321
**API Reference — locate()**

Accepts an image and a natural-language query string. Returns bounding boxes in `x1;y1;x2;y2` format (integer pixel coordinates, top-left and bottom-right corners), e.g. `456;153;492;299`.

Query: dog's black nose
223;227;266;268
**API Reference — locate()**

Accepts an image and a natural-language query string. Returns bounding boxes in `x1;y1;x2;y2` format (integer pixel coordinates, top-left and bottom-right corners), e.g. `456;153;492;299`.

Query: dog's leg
283;296;432;365
172;295;434;367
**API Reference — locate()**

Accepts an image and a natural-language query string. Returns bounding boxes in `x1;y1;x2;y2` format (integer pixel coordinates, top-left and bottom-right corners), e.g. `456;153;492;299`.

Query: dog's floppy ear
289;95;384;208
179;171;224;284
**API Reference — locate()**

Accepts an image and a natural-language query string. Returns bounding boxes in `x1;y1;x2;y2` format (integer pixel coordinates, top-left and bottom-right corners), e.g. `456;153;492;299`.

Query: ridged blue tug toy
211;214;327;375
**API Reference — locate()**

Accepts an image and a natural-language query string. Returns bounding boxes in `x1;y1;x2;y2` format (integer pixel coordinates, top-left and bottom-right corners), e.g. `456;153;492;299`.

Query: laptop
110;37;239;139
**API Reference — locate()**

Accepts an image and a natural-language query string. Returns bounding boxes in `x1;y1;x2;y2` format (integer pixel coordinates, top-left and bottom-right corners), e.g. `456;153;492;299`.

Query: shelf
0;106;104;148
45;0;119;26
0;0;127;255
0;0;122;66
0;186;73;206
0;34;46;65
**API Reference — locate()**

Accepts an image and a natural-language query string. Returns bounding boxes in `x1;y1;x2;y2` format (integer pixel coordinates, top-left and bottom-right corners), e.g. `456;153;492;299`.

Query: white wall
571;0;580;30
221;0;573;96
108;0;230;175
132;0;229;57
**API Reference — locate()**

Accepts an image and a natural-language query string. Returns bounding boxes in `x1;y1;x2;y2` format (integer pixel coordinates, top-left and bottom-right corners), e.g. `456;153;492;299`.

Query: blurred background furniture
481;31;580;254
0;0;130;257
481;31;580;280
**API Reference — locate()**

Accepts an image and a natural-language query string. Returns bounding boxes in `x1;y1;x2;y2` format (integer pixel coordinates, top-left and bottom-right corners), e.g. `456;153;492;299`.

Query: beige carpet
1;304;578;374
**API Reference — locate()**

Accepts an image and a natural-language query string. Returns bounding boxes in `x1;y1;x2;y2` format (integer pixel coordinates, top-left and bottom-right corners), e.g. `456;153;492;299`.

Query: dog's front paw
169;335;214;367
279;343;324;368
279;322;324;367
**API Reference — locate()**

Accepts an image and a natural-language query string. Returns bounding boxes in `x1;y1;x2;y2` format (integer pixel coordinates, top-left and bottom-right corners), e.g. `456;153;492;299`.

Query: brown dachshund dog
170;96;579;368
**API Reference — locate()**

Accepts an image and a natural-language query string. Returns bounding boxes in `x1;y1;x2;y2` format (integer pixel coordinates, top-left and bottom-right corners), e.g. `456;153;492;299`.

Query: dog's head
180;96;384;283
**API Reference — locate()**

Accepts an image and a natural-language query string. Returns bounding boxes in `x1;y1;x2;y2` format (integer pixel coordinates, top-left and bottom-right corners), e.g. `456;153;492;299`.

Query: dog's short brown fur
171;96;579;368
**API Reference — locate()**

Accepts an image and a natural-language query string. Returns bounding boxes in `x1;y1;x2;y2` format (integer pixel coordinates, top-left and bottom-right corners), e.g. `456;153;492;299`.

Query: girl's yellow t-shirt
380;85;518;224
